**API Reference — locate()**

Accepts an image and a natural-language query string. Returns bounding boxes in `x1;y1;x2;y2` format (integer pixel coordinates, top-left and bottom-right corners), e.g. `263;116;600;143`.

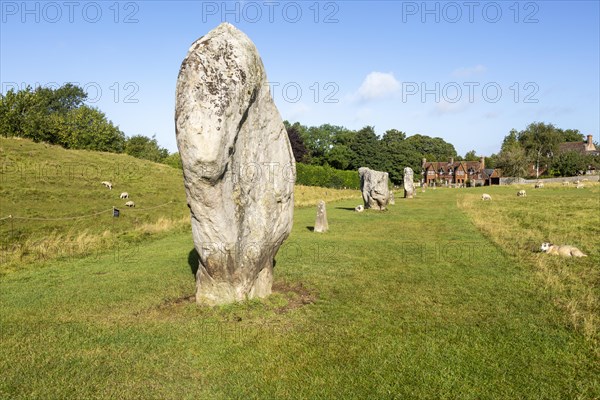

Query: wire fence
0;201;180;222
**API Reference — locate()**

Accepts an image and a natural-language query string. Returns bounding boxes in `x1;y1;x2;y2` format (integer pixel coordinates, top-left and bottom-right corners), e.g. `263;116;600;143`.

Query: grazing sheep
101;181;112;190
125;201;135;207
517;190;527;197
354;205;364;212
576;183;584;189
534;182;544;189
120;192;129;199
562;181;570;186
481;193;492;201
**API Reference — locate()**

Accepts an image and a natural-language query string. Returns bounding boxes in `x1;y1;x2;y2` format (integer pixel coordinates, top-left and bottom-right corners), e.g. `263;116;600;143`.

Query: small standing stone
389;191;395;205
314;200;328;233
403;167;415;198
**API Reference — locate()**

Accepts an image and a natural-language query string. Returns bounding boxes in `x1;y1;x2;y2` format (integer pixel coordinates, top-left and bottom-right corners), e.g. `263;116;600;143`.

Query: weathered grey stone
389;191;395;205
358;167;390;210
175;23;295;305
403;167;415;199
314;200;328;233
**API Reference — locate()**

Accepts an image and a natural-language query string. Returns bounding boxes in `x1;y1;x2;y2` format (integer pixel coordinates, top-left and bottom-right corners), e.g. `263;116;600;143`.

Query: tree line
0;84;181;168
285;121;466;184
2;85;595;181
494;122;599;178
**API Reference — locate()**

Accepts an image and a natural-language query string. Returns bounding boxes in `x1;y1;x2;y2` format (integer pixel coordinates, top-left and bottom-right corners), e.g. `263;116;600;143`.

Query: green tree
551;151;588;177
60;106;126;152
163;152;183;169
497;142;528;178
559;129;584;143
348;126;382;170
380;129;409;183
327;145;353;170
485;154;498;169
404;134;457;163
501;129;519;151
517;122;561;178
125;135;169;162
463;150;479;161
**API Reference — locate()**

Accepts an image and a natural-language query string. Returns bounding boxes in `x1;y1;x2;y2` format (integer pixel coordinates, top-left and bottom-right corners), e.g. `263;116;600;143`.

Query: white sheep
101;181;113;190
125;201;135;207
120;192;129;199
517;190;526;197
534;182;544;189
576;183;584;189
481;193;492;201
354;205;364;212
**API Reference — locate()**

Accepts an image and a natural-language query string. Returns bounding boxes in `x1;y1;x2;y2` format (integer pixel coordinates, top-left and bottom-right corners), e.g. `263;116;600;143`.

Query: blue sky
1;1;598;156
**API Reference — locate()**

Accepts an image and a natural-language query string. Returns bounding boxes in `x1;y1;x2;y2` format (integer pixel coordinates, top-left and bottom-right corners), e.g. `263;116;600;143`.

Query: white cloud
452;64;487;78
356;72;400;101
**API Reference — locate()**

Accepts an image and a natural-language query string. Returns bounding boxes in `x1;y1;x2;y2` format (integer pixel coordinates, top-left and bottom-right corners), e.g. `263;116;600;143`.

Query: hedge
296;163;360;189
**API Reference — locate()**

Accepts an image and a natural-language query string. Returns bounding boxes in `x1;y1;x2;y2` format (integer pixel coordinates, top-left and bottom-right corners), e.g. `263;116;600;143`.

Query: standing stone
358;167;390;210
175;23;295;305
403;167;415;199
389;191;395;205
314;200;328;233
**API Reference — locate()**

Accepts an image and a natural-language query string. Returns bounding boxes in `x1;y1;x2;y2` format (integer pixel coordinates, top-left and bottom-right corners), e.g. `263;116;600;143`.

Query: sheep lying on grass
125;201;135;207
101;181;112;190
517;190;526;197
576;183;584;189
540;242;587;257
120;192;129;199
481;193;492;201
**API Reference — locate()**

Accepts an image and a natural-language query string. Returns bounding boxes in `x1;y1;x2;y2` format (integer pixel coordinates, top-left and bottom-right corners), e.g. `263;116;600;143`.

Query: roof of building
559;141;588;154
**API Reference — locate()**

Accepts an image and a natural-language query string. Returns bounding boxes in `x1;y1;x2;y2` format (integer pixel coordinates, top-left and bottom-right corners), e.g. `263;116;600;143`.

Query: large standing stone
314;200;328;233
175;23;295;305
358;167;390;210
403;167;415;199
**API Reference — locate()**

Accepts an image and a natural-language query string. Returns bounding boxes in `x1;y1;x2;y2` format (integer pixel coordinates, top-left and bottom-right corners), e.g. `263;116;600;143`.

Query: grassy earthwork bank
0;137;358;273
1;159;599;398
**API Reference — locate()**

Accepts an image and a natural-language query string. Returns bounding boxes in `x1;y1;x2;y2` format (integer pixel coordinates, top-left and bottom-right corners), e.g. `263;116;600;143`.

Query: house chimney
480;156;485;170
586;134;595;151
422;158;426;167
449;157;454;165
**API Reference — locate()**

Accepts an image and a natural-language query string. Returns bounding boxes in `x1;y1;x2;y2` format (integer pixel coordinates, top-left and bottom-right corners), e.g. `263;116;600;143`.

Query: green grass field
1;139;599;399
0;138;358;273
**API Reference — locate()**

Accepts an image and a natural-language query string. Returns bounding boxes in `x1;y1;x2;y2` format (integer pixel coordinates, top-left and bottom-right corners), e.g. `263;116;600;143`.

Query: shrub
295;163;360;189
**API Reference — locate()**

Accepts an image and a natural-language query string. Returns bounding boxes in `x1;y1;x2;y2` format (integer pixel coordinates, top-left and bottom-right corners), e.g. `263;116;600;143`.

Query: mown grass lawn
1;186;598;399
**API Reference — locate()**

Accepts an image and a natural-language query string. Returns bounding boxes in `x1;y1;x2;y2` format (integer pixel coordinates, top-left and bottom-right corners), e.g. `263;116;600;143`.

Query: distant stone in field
314;200;328;233
175;23;295;305
403;167;415;199
355;205;364;212
358;167;390;210
389;191;396;204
